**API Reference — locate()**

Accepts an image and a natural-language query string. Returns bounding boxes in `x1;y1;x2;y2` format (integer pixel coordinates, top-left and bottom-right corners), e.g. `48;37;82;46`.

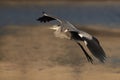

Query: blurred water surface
0;4;120;27
0;3;120;80
0;25;120;80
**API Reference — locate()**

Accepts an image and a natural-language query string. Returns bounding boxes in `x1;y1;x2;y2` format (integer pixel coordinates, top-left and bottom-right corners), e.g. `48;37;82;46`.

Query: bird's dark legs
75;42;93;64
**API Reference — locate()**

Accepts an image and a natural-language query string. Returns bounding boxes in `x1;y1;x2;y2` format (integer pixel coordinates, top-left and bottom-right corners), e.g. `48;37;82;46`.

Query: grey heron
37;12;106;64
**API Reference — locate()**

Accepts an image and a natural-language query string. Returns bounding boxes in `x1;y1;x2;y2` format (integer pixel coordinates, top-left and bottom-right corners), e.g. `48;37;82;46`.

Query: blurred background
0;0;120;80
0;0;120;27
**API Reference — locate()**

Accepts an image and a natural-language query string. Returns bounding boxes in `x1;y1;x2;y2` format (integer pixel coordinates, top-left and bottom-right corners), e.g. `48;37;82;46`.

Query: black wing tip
36;18;49;23
36;18;43;22
36;18;40;21
36;15;56;23
100;57;106;63
97;54;106;63
76;42;94;64
36;11;47;22
99;50;107;63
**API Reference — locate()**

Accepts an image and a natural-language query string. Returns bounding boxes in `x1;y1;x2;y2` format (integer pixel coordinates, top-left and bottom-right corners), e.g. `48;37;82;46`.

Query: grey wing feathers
62;21;78;31
85;37;106;63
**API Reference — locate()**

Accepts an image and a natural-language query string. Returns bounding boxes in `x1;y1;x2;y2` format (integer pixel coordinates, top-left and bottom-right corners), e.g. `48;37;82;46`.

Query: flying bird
37;12;106;63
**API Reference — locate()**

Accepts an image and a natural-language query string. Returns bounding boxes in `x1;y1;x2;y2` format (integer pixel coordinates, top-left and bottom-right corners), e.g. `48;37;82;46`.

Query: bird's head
49;25;60;30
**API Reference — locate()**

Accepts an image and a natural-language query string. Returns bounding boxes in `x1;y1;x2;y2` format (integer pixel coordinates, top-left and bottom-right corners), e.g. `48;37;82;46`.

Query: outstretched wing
68;31;93;63
37;12;62;23
82;36;106;63
37;15;56;22
76;42;93;63
62;21;79;32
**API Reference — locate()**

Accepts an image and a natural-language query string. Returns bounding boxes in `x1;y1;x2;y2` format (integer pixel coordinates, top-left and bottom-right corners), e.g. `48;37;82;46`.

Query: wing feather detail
84;37;106;63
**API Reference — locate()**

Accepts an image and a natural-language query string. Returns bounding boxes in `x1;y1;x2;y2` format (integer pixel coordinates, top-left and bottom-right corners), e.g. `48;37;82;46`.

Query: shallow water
0;4;120;27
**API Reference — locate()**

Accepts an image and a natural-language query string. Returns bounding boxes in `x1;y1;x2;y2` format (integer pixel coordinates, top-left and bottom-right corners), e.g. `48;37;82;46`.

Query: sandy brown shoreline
0;25;120;80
